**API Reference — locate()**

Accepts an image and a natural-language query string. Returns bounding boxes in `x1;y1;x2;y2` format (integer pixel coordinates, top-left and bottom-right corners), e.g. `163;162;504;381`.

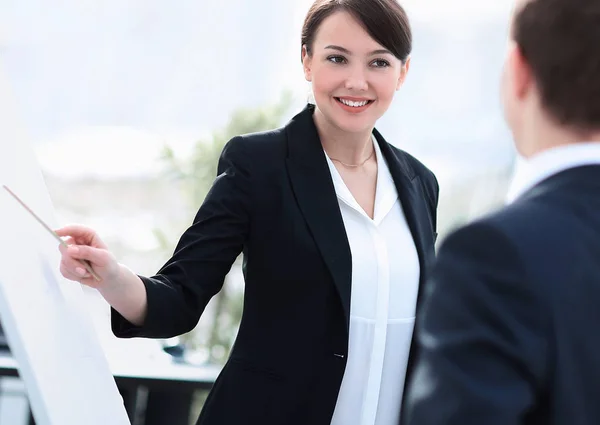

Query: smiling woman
301;0;411;138
54;1;439;425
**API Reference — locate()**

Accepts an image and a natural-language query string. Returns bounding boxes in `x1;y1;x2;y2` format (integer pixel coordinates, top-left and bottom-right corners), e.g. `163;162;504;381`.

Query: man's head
501;0;600;157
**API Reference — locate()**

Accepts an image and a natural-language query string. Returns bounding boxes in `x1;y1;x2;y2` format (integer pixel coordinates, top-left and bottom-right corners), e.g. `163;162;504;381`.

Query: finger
58;239;74;254
61;254;92;277
60;263;86;282
54;225;107;249
60;246;105;283
60;264;101;288
61;236;75;245
66;244;111;268
55;224;93;239
61;255;96;280
58;236;78;254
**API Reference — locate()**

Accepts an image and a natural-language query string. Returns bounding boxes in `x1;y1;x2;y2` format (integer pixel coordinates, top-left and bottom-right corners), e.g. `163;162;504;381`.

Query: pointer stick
2;185;101;281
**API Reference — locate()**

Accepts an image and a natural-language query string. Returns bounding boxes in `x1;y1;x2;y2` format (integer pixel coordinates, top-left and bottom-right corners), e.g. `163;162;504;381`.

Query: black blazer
113;104;439;425
403;164;600;425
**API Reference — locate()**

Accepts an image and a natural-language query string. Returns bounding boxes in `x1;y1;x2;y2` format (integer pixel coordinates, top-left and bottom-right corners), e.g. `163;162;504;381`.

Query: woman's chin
332;115;376;134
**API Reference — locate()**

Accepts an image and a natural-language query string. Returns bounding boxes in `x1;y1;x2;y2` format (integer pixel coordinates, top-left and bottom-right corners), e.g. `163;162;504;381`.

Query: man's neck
520;123;600;159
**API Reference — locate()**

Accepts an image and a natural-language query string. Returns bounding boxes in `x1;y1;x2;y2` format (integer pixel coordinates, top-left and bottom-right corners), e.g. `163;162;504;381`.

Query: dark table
0;351;220;425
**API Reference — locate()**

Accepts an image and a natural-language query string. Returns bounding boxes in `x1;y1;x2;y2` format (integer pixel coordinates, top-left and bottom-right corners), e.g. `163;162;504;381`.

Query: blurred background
0;0;517;423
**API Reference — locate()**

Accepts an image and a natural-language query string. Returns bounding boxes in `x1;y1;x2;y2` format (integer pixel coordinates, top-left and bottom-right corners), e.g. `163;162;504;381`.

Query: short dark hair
301;0;412;64
512;0;600;131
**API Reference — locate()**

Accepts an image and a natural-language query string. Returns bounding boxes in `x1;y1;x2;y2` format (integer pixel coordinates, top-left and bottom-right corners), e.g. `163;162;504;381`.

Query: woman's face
302;10;408;135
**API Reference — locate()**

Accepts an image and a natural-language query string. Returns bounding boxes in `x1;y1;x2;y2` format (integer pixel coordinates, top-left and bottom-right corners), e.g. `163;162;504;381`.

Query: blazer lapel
285;105;353;329
374;129;431;294
284;107;434;328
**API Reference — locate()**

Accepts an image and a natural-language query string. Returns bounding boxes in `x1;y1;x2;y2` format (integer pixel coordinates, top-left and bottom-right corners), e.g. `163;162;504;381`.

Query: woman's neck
313;107;374;165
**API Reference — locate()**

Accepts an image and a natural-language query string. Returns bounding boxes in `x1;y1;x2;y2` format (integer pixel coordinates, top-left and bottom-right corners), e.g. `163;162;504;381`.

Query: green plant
156;91;293;363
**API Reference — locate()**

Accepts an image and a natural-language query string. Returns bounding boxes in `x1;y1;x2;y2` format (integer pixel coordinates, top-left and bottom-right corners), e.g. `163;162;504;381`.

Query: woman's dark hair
301;0;412;63
512;0;600;131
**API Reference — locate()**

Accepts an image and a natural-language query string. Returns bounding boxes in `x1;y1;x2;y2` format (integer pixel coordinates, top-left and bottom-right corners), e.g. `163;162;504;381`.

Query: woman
57;0;438;424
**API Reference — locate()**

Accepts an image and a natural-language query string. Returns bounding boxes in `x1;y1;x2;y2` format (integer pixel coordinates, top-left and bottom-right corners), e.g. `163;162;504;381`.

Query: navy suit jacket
403;164;600;425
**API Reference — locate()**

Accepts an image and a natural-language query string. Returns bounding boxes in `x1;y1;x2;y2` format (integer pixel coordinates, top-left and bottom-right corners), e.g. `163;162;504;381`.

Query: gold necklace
328;149;374;168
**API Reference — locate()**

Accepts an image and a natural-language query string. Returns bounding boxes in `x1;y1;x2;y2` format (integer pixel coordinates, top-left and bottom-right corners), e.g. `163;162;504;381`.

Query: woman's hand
55;224;120;289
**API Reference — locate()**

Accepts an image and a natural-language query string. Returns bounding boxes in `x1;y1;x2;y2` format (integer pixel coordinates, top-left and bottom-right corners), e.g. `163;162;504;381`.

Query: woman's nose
344;67;368;91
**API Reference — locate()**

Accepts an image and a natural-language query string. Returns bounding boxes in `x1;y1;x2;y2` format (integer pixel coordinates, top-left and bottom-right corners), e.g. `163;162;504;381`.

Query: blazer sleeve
112;136;252;339
402;221;550;425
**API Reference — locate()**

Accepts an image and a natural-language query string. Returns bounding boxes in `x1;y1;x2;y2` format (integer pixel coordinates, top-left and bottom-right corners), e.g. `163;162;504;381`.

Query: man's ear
506;42;533;101
514;44;533;100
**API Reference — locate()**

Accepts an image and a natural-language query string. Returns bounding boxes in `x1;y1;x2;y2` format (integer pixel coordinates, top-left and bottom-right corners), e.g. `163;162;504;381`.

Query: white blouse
325;137;421;425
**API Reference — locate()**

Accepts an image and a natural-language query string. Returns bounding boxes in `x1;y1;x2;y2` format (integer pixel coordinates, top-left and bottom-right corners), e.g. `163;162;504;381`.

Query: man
402;0;600;424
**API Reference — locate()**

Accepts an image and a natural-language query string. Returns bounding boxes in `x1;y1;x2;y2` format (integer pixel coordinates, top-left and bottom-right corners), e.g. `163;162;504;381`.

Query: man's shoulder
445;197;581;279
482;196;577;246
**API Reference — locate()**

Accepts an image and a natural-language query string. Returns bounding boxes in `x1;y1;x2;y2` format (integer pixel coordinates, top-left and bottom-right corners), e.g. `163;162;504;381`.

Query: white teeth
339;98;369;107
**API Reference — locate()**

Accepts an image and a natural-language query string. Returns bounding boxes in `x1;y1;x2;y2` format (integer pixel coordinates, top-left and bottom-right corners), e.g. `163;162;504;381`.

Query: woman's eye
327;56;346;64
372;59;390;68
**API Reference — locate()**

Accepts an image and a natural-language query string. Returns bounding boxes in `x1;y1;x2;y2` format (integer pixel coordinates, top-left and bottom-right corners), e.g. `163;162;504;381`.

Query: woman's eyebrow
324;45;392;56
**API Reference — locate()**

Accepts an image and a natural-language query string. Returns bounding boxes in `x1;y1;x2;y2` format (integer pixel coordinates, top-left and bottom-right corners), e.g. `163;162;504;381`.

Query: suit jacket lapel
374;130;437;399
375;129;431;294
285;105;353;329
284;106;433;329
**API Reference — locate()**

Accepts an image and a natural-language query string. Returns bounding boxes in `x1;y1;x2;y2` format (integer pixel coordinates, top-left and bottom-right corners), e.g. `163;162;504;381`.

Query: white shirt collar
506;142;600;203
324;134;397;224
